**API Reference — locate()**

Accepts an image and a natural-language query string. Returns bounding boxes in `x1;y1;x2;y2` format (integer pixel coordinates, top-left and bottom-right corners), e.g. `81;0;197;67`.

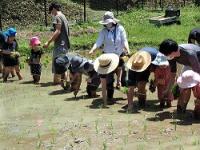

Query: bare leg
177;88;191;113
101;78;107;107
116;67;122;89
53;74;61;85
3;67;11;82
15;65;23;80
127;86;135;111
11;68;15;78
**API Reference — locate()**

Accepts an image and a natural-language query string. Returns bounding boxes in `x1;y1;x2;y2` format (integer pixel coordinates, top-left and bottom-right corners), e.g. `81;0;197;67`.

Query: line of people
0;1;200;119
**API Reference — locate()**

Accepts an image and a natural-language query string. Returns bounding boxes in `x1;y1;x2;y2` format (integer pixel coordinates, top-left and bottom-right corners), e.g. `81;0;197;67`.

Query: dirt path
0;67;200;150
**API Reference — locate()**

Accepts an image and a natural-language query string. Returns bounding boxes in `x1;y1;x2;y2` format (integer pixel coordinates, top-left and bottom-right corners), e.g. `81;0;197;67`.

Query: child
54;54;101;98
1;28;22;82
28;36;43;84
177;70;200;119
69;55;100;98
152;52;173;108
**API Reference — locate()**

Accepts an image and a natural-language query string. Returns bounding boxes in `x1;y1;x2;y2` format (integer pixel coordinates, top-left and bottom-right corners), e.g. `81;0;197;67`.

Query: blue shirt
140;47;158;61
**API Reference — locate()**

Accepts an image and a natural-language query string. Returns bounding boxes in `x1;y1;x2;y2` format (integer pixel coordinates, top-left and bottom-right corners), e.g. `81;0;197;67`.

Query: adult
177;70;200;119
43;2;70;84
69;55;100;97
173;28;200;113
188;28;200;45
93;53;119;107
159;39;200;113
89;11;130;89
0;28;22;82
54;54;100;98
126;47;158;112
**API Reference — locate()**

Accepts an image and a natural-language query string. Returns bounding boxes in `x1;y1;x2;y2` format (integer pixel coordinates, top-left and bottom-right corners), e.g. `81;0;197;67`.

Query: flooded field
0;66;200;150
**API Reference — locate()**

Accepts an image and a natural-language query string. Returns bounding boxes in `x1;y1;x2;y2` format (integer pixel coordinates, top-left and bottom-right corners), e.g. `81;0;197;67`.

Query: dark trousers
106;73;115;99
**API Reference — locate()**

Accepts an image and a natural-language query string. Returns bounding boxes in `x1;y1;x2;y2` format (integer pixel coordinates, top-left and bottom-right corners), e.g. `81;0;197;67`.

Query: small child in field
1;28;23;82
177;70;200;119
152;52;173;108
28;36;43;84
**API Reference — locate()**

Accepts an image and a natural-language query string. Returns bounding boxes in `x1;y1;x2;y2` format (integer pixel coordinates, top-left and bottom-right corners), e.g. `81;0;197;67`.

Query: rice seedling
103;140;108;150
95;119;99;134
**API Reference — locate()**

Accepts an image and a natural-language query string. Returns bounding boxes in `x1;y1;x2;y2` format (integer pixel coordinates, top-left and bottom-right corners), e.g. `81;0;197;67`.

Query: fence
0;0;198;30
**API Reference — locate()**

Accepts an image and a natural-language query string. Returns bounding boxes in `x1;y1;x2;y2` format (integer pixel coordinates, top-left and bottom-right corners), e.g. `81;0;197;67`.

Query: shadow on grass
48;89;68;95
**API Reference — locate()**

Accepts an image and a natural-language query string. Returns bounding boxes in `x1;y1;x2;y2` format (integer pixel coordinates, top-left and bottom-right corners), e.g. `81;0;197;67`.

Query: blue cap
4;28;17;37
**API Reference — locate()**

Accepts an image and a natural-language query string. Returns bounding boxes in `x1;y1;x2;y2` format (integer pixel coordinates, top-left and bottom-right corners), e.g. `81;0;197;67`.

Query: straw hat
126;51;151;72
94;53;119;74
151;52;169;66
177;70;200;89
99;11;120;25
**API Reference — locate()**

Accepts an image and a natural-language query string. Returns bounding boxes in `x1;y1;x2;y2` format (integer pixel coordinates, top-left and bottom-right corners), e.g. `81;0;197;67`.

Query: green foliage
15;5;200;59
70;5;200;53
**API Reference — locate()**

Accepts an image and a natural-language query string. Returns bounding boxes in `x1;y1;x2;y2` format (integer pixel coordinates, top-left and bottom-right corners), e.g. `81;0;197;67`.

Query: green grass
69;5;200;52
16;5;200;66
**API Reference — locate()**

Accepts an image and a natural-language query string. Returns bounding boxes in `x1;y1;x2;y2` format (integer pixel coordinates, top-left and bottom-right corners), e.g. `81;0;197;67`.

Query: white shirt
95;24;128;56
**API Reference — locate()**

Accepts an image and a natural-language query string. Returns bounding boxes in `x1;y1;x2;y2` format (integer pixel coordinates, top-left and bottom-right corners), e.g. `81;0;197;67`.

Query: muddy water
0;65;200;149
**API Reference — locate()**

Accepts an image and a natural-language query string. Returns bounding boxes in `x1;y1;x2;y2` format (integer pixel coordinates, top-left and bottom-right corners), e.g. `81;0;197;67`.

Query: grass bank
16;5;200;66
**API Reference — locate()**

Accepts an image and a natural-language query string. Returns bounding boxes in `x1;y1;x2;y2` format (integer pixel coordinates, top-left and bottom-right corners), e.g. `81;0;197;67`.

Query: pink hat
177;70;200;89
30;36;41;46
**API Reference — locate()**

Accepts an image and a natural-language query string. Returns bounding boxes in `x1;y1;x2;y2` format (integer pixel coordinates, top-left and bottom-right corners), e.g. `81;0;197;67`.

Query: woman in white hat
177;70;200;119
89;11;130;89
93;53;119;106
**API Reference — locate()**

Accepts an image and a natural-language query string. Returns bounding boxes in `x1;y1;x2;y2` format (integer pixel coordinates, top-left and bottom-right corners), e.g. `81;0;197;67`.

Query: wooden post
0;14;2;31
84;0;86;22
0;0;2;31
44;0;48;27
116;0;119;16
142;0;144;9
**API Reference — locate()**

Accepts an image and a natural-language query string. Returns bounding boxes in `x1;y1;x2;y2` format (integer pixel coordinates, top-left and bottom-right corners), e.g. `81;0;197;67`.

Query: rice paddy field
0;5;200;150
